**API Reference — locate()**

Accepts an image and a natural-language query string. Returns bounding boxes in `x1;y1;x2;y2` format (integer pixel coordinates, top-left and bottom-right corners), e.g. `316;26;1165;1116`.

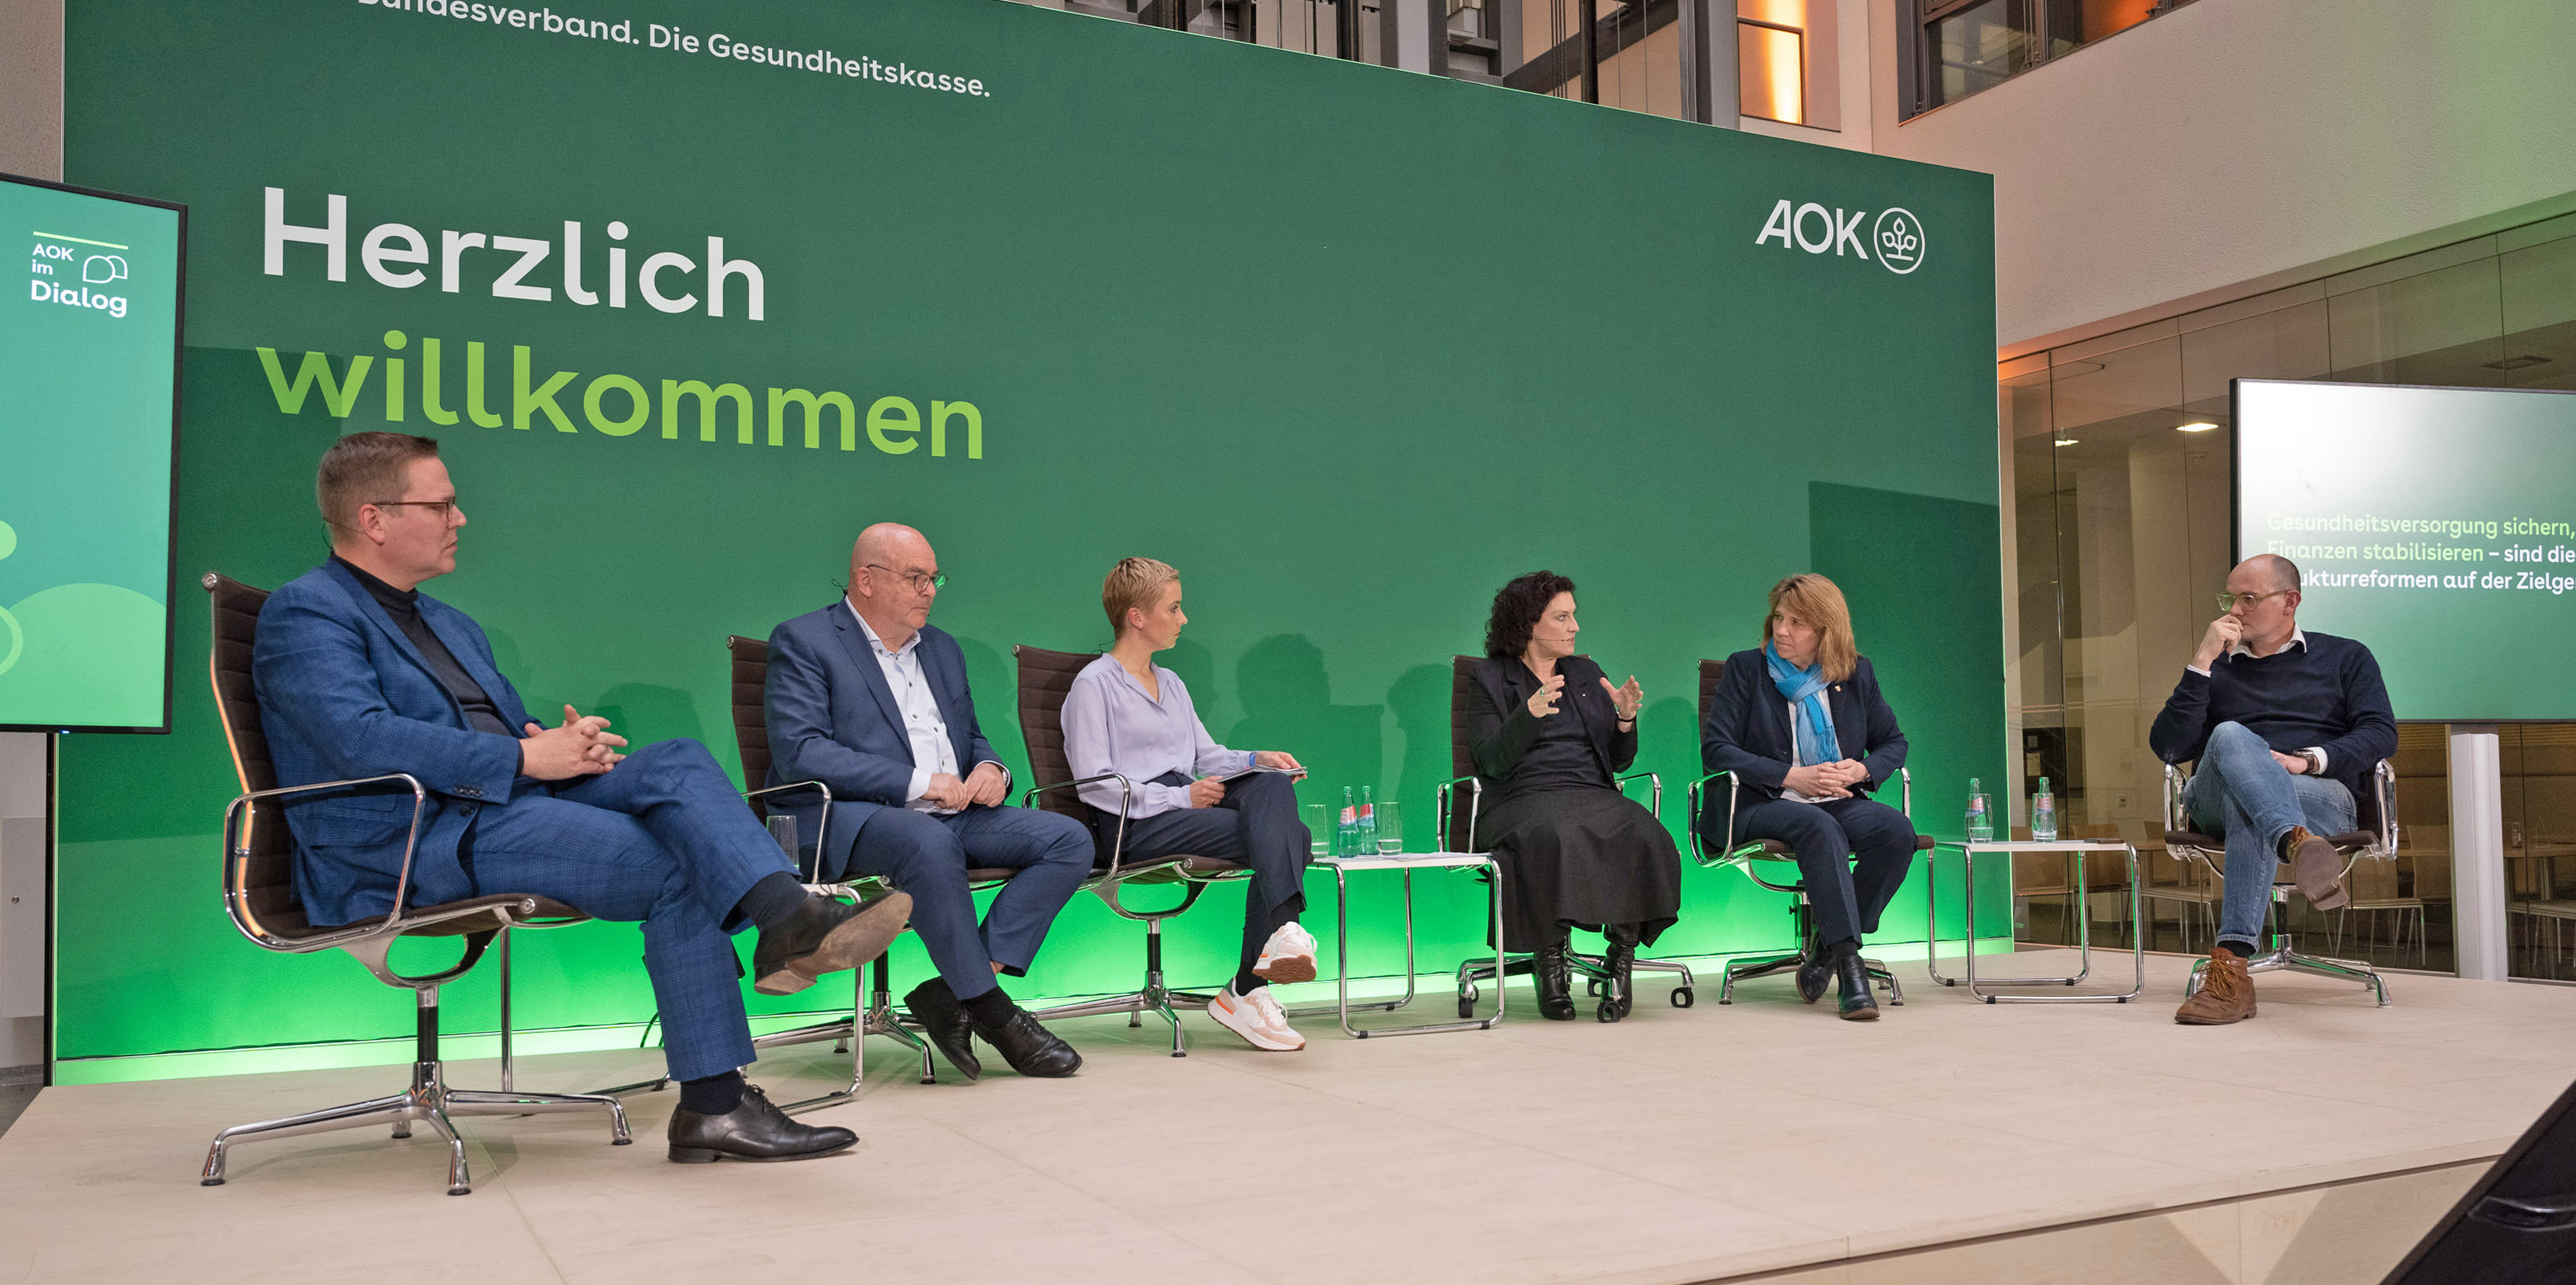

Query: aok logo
1753;200;1926;276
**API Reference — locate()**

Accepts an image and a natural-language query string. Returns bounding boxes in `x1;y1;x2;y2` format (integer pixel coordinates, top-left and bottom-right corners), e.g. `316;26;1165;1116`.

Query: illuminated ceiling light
2054;437;2078;446
2176;421;2218;432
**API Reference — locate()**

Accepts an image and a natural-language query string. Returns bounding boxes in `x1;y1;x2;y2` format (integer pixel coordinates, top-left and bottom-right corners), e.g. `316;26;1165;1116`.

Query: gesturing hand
964;761;1010;807
1602;675;1644;721
519;704;629;781
1527;672;1566;718
1188;776;1227;808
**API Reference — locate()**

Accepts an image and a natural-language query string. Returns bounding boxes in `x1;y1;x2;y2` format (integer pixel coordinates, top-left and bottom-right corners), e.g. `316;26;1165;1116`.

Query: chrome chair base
1716;948;1904;1006
1031;967;1216;1057
200;1057;630;1195
751;981;935;1113
2187;943;2389;1007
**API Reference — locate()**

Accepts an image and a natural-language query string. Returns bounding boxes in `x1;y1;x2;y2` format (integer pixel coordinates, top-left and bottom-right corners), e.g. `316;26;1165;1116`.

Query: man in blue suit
766;522;1092;1081
254;432;911;1164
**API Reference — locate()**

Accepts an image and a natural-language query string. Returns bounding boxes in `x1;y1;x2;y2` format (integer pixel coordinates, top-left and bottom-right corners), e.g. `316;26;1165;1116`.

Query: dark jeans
1094;770;1311;975
1715;794;1917;948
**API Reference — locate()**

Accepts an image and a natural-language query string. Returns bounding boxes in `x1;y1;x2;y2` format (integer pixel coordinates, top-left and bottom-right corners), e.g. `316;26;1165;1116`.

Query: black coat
1701;648;1908;804
1466;653;1637;802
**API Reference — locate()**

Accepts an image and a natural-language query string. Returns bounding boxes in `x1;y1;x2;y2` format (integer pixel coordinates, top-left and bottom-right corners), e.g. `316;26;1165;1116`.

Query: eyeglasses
865;563;946;593
2215;589;2290;612
369;497;460;520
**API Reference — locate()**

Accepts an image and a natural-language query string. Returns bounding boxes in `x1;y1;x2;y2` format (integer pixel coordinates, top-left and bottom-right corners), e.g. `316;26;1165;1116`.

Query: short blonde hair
1764;573;1858;682
1103;557;1180;636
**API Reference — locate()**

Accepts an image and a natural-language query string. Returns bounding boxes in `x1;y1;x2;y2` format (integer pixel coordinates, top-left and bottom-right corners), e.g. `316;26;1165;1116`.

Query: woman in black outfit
1466;570;1683;1022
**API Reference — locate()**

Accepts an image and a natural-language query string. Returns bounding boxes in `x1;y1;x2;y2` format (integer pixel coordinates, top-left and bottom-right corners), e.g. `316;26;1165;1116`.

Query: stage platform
1;948;2564;1284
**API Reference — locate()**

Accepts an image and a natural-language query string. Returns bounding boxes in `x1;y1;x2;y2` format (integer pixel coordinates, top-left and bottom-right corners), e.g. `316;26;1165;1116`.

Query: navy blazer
252;560;531;927
1701;649;1908;806
1464;654;1638;804
763;602;1003;878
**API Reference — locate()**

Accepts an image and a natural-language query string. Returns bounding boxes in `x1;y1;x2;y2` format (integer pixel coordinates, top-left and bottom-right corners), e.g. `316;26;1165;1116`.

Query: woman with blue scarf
1702;573;1915;1020
1465;571;1683;1023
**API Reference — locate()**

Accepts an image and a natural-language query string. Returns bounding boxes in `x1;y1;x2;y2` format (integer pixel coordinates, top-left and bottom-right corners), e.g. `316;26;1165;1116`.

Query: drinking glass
1302;802;1331;856
765;813;799;861
1375;800;1403;854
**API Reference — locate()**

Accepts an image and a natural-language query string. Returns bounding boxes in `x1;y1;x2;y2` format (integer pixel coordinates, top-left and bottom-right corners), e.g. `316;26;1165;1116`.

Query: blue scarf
1764;641;1841;767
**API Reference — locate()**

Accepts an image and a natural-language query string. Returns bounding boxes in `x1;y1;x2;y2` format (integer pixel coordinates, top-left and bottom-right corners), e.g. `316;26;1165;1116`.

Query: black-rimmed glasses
369;498;460;520
865;563;946;593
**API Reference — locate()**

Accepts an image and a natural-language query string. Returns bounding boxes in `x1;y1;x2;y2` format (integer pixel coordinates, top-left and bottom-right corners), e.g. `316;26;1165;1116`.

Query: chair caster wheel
1458;997;1476;1019
1672;987;1694;1008
1596;1003;1617;1022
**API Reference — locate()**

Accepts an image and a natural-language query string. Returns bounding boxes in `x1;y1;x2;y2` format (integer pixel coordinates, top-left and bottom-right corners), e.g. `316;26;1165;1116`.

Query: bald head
2240;553;2301;594
846;522;940;646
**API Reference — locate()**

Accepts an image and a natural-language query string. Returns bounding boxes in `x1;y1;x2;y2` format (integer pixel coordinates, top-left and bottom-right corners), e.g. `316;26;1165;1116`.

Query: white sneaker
1253;921;1319;984
1207;983;1304;1051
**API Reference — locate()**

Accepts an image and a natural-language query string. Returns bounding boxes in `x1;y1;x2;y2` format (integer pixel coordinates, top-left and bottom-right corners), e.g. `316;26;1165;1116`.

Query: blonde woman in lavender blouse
1061;557;1319;1052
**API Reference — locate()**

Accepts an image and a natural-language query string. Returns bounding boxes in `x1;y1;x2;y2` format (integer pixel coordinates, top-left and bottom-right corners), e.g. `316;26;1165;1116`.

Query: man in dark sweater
2148;554;2396;1025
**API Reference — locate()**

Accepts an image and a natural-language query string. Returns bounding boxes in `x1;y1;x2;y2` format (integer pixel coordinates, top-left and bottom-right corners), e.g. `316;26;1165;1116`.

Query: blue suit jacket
1701;649;1908;805
252;561;530;927
763;603;1002;880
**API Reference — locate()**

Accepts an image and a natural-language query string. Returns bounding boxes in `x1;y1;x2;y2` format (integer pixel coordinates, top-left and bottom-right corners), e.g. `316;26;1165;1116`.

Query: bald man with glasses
2149;553;2396;1026
763;523;1094;1081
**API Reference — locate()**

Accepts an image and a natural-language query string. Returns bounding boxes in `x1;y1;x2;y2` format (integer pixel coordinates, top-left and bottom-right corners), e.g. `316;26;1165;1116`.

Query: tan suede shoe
2175;950;2257;1025
2283;826;2350;911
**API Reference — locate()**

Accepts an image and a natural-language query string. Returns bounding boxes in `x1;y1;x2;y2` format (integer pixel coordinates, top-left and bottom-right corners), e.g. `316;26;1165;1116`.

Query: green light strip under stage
52;943;2015;1086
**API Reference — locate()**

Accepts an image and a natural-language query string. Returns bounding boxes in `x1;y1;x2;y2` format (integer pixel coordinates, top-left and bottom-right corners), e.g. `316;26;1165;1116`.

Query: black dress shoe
1597;942;1636;1023
1531;938;1578;1021
1835;953;1880;1022
903;978;982;1082
668;1085;858;1163
970;1010;1082;1078
1794;933;1830;1005
752;891;912;996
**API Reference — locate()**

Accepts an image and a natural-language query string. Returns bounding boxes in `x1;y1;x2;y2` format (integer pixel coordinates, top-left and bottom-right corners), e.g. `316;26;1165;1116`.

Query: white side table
1926;839;2145;1003
1285;851;1505;1037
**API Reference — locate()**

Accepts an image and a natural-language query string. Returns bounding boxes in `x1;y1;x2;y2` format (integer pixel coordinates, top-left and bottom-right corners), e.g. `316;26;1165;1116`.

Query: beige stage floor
0;949;2564;1285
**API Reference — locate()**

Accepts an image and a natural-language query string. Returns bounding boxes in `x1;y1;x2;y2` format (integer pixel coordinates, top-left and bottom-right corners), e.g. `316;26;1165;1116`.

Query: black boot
1597;941;1637;1023
1794;931;1831;1004
1531;937;1577;1021
668;1084;858;1163
1834;951;1880;1022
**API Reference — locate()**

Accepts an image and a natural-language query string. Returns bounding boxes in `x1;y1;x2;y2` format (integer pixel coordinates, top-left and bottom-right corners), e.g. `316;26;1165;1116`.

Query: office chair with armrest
195;573;629;1196
2165;756;2398;1006
1440;656;1694;1021
1010;645;1219;1055
1686;658;1923;1006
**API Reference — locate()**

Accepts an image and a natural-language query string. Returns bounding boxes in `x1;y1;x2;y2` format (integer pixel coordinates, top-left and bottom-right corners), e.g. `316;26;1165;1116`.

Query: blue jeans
837;804;1094;1002
2182;721;2353;951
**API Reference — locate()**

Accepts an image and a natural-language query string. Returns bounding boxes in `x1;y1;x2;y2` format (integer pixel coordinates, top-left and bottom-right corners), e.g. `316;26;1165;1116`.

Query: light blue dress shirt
1062;653;1255;819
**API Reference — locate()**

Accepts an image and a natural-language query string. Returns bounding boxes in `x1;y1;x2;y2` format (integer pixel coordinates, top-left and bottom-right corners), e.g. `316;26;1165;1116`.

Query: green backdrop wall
54;0;2003;1074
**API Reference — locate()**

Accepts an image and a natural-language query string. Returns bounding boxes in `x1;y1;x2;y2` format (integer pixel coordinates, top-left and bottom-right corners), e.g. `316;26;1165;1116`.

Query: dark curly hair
1485;570;1577;660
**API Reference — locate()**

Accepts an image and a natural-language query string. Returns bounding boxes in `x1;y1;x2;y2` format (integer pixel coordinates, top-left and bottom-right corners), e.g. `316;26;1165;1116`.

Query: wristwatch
2301;748;2327;776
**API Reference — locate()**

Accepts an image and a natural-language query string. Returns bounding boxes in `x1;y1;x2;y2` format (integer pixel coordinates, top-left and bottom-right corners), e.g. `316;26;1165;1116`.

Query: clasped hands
1782;759;1871;799
1188;751;1303;808
519;704;629;780
1524;673;1646;722
923;761;1011;811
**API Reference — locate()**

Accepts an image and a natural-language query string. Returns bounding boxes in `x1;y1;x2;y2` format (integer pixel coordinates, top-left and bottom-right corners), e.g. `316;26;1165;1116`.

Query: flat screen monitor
2234;377;2576;723
0;173;185;733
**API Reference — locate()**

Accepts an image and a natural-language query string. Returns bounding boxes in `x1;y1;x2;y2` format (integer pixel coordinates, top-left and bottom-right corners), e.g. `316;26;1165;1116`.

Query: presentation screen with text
0;174;183;733
2236;378;2576;723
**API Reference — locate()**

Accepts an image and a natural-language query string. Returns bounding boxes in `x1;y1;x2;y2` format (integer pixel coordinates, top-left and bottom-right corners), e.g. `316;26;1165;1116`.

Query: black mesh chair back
1447;655;1483;848
205;573;304;940
1014;644;1098;823
725;635;775;814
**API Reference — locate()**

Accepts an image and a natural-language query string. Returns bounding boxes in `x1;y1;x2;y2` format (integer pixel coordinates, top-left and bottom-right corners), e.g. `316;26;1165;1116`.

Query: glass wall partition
2003;212;2576;975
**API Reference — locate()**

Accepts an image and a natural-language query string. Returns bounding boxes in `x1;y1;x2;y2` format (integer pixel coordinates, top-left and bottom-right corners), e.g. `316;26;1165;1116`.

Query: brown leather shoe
2175;950;2257;1025
2282;826;2350;910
